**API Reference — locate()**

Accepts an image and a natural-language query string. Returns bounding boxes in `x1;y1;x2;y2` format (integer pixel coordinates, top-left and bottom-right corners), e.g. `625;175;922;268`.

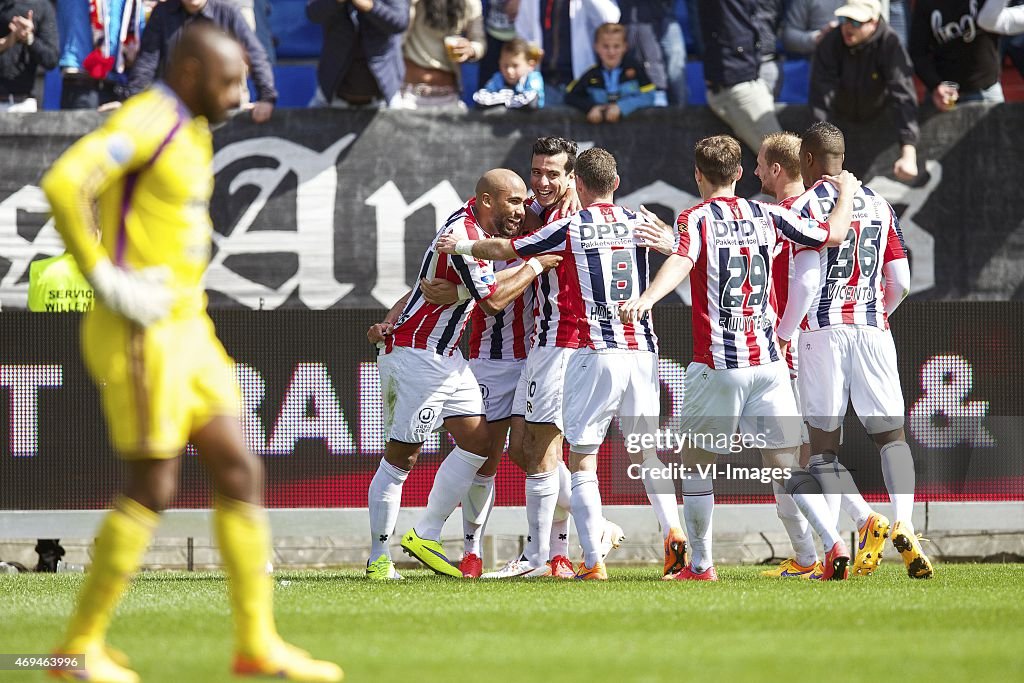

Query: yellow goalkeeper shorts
81;305;241;458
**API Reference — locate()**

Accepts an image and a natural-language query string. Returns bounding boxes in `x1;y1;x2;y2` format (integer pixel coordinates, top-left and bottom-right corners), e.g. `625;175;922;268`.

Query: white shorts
791;376;843;446
377;346;484;443
682;361;801;455
798;326;905;435
562;349;659;455
512;345;573;428
469;358;526;422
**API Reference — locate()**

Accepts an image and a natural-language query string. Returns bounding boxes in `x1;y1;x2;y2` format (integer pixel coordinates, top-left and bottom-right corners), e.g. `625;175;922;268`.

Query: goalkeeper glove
87;259;174;327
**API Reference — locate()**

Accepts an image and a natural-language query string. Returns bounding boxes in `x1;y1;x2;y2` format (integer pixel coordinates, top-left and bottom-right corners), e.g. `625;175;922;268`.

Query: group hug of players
366;124;934;583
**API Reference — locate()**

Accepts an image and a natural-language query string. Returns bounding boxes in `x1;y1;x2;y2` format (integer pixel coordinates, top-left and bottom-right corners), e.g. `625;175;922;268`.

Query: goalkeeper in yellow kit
41;24;342;683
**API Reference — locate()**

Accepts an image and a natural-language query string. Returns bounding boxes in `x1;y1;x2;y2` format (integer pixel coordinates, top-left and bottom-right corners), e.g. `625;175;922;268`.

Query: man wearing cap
809;0;919;181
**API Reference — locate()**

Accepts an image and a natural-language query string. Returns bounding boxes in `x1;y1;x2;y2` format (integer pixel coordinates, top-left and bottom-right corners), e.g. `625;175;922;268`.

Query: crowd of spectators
2;1;1024;161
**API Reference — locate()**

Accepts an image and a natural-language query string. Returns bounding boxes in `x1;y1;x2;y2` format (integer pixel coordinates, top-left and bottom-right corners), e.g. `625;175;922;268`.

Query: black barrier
1;105;1021;310
0;304;1020;510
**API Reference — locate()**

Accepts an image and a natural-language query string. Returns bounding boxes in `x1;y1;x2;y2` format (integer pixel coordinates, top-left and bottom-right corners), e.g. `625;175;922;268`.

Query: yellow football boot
890;521;934;579
48;640;138;683
760;558;824;579
852;512;890;576
400;528;462;578
574;561;608;580
234;639;343;682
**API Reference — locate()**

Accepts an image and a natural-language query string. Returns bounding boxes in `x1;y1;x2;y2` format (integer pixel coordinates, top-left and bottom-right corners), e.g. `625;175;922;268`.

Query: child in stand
566;23;657;124
473;38;546;110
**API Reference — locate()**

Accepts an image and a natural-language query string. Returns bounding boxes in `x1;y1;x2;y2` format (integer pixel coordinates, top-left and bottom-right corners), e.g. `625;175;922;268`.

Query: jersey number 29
721;252;768;309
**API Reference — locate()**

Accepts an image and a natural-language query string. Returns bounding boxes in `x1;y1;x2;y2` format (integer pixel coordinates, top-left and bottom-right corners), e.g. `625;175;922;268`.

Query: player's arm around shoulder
480;255;561;315
819;170;862;246
435;230;516;261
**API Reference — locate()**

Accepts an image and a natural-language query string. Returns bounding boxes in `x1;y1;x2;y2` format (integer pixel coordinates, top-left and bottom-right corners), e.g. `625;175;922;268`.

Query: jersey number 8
610;250;634;301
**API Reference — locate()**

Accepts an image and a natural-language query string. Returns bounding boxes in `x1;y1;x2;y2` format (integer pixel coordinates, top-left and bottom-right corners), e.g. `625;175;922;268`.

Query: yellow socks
64;496;158;646
64;493;278;659
213;494;277;657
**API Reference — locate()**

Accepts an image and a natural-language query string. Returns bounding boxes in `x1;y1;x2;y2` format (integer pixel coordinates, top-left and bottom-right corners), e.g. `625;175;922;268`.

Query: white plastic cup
444;36;462;61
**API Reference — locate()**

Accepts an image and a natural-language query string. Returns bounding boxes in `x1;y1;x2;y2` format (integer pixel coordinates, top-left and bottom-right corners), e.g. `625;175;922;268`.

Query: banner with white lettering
0;305;1020;510
1;105;1022;309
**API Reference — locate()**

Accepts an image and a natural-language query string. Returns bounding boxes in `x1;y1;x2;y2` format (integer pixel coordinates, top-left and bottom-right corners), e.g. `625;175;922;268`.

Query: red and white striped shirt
388;199;498;356
513;203;658;352
772;195;800;375
523;202;580;348
468;256;535;360
675;195;830;369
788;181;907;331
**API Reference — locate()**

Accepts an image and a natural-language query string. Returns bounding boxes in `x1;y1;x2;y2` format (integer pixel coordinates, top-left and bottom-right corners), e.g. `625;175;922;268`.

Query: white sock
417;447;487;541
806;453;842;525
556;460;572;511
808;454;873;528
552;458;577;561
681;471;714;572
462;473;495;557
785;469;841;550
369;459;408;560
550;506;570;559
524;529;539;564
772;480;817;566
880;440;916;526
550;460;571;558
523;463;571;562
570;471;603;567
525;469;559;566
641;455;681;537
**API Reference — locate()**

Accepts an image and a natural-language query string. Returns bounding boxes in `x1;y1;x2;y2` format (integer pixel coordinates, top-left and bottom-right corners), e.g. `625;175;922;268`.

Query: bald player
366;168;562;579
438;149;673;581
41;24;342;683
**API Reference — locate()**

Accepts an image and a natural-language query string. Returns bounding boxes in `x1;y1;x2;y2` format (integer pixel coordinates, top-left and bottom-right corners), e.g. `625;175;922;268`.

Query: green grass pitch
2;564;1023;682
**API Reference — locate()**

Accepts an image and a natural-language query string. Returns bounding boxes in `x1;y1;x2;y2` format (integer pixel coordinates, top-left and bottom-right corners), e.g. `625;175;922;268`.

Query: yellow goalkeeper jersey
41;84;214;319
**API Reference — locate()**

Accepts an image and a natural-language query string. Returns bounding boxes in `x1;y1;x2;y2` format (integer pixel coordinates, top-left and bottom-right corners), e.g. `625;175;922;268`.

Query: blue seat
272;0;324;60
685;61;706;105
272;63;319;108
45;66;316;110
681;59;808;106
43;68;62;110
779;58;809;104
